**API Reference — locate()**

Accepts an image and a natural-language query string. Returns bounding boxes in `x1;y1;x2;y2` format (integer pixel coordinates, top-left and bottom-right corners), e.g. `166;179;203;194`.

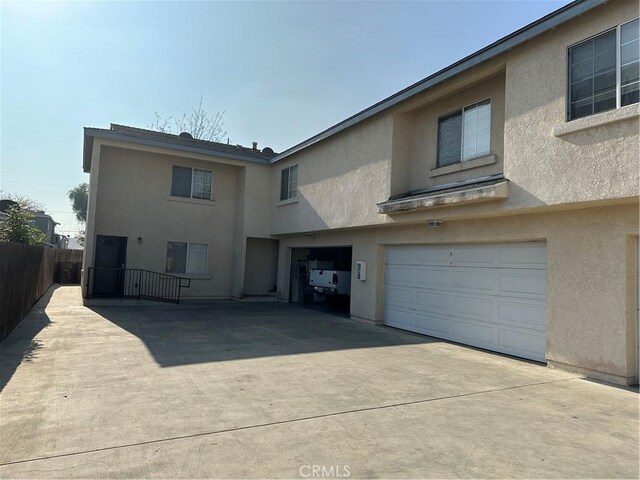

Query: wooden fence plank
0;243;83;341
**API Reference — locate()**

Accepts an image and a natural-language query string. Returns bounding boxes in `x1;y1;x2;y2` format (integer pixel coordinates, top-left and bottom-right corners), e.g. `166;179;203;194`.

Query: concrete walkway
0;286;638;478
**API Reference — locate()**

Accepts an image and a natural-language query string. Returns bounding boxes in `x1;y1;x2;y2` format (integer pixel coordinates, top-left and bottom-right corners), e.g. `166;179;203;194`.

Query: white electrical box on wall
356;261;367;281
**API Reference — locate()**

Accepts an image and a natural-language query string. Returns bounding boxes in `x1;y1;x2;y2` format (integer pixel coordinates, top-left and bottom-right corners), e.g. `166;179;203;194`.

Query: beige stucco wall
276;204;639;385
244;237;279;296
503;0;640;209
230;164;274;297
81;141;102;297
269;0;638;236
271;115;394;235
86;143;273;299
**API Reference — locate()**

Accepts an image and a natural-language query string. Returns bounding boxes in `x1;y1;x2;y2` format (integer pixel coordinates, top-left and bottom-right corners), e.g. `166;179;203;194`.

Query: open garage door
290;246;352;315
384;242;547;362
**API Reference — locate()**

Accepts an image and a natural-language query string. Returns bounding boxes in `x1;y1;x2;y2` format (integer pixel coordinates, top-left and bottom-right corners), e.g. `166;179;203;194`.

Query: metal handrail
86;267;191;303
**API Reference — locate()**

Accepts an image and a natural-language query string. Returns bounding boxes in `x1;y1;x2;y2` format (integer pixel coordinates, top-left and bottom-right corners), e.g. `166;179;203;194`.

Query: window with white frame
171;166;213;200
437;99;491;167
280;164;298;201
568;17;639;121
166;242;208;274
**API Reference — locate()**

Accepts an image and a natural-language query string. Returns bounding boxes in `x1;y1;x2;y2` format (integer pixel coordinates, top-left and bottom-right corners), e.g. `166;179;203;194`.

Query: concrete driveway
0;286;638;479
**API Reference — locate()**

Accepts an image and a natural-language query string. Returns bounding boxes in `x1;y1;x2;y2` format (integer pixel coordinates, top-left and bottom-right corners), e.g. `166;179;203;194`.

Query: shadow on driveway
0;286;56;392
88;302;435;368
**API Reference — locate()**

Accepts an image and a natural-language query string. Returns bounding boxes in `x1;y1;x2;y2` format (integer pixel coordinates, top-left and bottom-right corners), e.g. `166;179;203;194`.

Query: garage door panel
499;300;546;329
415;313;450;336
386;246;418;264
451;245;497;267
385;307;415;330
384;243;547;362
415;290;450;315
498;329;546;361
415;267;450;289
451;268;497;293
450;294;495;320
451;319;494;344
416;245;451;265
498;243;546;269
386;265;416;285
499;270;546;297
385;286;415;308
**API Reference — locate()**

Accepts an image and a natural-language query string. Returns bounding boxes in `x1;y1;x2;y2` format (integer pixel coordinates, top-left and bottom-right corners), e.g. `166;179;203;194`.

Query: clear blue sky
1;0;570;238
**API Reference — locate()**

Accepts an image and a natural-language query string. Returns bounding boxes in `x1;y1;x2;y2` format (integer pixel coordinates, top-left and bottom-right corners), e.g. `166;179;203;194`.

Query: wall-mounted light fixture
137;237;143;244
356;261;367;281
427;220;443;228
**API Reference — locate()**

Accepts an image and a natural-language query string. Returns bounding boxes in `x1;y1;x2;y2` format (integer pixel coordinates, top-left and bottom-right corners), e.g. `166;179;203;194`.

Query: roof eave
83;127;93;172
270;0;605;163
83;128;272;170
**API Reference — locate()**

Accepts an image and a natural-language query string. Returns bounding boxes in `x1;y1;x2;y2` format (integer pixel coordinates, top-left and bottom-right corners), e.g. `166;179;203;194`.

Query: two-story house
82;0;639;385
33;211;60;247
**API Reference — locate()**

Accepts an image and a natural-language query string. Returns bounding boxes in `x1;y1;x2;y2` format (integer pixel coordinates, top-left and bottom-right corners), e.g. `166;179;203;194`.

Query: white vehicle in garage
309;269;351;296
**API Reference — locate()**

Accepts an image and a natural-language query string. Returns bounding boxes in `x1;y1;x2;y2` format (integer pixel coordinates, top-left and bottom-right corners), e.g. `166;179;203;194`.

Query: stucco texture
270;1;638;236
503;0;640;209
271;115;394;235
93;147;238;297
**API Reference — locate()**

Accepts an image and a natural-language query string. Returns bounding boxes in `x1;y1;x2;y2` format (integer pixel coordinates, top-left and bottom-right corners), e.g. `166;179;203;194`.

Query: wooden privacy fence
0;243;83;342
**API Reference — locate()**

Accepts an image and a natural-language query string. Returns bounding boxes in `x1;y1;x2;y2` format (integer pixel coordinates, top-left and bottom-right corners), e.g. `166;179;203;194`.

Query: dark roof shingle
108;124;278;160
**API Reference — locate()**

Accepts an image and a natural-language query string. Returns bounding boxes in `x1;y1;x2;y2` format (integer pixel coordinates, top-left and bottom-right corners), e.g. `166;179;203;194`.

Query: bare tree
149;113;173;134
149;94;227;142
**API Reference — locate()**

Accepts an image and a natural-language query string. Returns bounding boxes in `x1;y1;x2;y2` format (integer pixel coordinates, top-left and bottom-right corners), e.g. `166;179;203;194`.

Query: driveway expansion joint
0;376;582;467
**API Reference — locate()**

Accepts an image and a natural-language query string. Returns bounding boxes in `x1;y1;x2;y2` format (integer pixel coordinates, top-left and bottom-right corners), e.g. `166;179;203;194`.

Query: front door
94;235;127;296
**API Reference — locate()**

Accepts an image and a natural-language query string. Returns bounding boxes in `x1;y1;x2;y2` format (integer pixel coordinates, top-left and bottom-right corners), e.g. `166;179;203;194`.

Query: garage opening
289;246;352;315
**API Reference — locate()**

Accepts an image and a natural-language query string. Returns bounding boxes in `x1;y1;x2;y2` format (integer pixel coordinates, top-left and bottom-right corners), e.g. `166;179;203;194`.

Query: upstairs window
437;99;491;167
166;242;208;274
568;18;639;121
280;164;298;201
621;18;640;106
171;166;213;200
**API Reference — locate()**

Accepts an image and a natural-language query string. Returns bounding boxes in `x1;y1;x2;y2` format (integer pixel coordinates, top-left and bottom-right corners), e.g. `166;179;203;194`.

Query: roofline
83;128;271;172
270;0;605;163
32;212;57;223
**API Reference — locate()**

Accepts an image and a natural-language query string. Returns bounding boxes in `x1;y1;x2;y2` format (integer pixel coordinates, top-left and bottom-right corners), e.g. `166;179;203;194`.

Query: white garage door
384;242;547;362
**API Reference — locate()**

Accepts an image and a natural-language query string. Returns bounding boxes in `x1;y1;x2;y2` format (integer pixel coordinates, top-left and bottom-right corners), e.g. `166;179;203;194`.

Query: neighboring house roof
83;124;278;172
0;202;58;226
0;199;18;212
33;211;58;225
270;0;605;163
